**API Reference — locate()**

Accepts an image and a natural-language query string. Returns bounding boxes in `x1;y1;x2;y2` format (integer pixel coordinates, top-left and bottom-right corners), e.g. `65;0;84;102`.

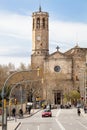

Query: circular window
54;66;61;72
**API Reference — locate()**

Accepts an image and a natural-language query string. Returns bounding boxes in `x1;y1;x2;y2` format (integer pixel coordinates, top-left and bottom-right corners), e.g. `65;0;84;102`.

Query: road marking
55;118;65;130
56;109;61;117
56;109;65;130
77;120;87;129
37;125;40;130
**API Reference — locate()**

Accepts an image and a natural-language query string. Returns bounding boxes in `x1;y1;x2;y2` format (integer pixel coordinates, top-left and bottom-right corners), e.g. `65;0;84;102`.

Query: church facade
31;7;87;105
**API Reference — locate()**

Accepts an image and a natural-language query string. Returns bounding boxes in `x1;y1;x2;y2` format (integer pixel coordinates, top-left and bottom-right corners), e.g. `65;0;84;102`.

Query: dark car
42;109;52;117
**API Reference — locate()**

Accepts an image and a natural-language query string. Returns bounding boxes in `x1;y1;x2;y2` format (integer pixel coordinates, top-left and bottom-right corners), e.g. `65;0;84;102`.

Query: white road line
77;120;87;129
55;118;65;130
37;125;40;130
56;109;65;130
56;109;61;117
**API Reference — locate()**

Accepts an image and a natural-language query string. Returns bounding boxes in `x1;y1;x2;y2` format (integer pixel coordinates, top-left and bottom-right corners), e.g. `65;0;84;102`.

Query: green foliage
64;90;80;104
69;90;80;100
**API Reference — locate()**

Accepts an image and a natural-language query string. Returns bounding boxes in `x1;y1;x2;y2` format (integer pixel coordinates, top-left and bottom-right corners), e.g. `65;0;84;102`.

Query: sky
0;0;87;68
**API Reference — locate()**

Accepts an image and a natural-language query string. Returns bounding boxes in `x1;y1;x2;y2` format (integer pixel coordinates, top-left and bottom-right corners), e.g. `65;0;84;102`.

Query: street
17;108;87;130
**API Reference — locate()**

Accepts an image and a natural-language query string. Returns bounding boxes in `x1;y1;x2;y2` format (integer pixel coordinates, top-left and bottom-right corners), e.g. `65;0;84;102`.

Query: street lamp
2;88;7;130
84;63;87;104
8;83;20;119
2;69;40;130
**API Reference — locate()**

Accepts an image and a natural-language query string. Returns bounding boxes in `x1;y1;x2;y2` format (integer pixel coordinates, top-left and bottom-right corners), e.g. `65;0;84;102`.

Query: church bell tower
31;6;49;69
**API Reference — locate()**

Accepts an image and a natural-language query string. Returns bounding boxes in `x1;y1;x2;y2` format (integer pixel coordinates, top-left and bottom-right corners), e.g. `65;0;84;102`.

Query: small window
33;19;34;29
47;18;48;29
43;18;45;28
40;43;42;46
37;18;40;29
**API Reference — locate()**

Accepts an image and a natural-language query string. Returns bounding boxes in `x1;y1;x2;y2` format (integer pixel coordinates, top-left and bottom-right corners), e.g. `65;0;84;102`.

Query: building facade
31;7;87;105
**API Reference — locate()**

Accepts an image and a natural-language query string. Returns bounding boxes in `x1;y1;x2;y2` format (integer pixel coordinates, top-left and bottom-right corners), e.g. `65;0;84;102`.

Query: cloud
0;11;32;40
0;11;87;67
0;11;32;57
49;20;87;51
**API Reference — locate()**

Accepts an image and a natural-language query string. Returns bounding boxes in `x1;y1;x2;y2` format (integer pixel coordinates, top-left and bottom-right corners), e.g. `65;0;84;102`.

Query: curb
23;109;41;118
8;109;41;121
81;108;87;117
14;122;21;130
13;109;41;130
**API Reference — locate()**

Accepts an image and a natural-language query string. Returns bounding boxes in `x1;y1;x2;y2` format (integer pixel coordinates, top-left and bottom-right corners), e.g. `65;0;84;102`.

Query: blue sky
0;0;87;68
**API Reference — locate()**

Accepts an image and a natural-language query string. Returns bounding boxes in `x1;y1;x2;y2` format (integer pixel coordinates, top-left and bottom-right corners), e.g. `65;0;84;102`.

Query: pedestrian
12;108;16;117
12;107;17;121
28;105;32;114
19;108;23;117
77;108;81;116
49;104;51;110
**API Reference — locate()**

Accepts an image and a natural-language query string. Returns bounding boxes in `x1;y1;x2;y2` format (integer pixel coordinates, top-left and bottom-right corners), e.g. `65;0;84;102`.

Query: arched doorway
53;90;62;105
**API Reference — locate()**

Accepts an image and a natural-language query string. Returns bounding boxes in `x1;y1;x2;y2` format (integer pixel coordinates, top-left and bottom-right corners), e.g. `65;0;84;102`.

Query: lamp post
2;87;7;130
84;63;87;104
2;69;40;130
9;82;22;119
20;85;23;110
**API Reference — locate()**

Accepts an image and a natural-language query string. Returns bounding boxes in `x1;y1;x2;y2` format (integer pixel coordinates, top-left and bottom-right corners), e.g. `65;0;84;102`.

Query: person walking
12;107;17;121
19;108;23;117
12;108;16;117
77;108;81;116
28;105;32;114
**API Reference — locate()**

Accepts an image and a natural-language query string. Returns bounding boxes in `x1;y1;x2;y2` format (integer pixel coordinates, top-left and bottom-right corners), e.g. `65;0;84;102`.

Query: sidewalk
81;108;87;117
0;109;40;130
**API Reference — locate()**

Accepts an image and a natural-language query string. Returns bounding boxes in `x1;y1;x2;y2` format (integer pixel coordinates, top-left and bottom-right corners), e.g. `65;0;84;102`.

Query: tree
63;90;80;105
69;90;80;105
17;63;26;70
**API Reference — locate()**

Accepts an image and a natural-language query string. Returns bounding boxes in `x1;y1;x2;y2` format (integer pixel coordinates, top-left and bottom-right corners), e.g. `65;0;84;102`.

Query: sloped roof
46;50;71;60
64;45;80;55
64;45;87;57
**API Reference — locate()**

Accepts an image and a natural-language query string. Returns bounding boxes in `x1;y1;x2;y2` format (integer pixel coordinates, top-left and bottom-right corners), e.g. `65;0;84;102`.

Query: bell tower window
37;18;40;29
47;18;48;29
33;19;34;29
43;18;45;28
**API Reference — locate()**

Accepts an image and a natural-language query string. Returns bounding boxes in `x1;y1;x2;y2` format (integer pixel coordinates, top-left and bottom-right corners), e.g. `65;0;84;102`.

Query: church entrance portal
53;90;61;104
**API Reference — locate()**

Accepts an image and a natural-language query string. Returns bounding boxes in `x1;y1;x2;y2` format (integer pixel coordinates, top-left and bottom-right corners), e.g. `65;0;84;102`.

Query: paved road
17;108;87;130
58;108;87;130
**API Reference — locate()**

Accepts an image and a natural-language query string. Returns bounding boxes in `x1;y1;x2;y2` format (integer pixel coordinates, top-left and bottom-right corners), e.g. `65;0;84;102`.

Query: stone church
31;7;87;105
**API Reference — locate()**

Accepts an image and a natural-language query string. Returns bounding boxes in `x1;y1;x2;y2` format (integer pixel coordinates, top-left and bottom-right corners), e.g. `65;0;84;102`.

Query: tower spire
39;5;42;12
38;0;42;12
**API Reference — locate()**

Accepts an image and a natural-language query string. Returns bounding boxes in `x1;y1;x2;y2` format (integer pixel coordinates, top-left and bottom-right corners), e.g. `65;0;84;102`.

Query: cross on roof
56;46;60;51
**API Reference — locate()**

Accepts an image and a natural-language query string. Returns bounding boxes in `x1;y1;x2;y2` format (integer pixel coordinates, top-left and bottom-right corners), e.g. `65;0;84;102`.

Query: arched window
37;18;40;29
33;19;34;29
47;18;48;29
43;18;45;28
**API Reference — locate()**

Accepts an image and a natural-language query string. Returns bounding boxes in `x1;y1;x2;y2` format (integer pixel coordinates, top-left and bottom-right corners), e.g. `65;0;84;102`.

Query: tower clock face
36;36;41;41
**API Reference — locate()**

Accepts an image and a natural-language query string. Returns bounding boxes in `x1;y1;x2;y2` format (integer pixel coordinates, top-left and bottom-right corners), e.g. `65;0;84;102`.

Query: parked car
42;109;52;117
76;103;82;108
